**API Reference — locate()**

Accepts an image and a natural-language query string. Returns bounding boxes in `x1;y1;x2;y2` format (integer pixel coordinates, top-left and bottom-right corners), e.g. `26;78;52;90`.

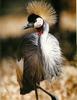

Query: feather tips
26;1;57;26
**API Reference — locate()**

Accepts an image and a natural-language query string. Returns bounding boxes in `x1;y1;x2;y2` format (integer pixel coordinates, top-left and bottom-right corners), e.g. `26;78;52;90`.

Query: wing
17;33;44;94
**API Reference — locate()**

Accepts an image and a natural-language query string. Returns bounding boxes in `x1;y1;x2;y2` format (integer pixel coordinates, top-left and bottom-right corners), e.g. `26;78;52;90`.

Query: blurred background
0;0;76;100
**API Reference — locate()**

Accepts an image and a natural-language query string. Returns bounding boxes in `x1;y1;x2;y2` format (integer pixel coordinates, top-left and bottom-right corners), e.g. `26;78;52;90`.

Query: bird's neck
41;22;49;40
43;22;49;34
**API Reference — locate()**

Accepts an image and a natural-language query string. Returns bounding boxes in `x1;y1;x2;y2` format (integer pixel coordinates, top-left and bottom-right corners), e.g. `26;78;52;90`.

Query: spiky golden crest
26;1;57;26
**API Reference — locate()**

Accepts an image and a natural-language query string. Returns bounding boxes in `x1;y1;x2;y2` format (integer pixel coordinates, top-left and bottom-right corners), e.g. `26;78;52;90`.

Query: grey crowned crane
16;1;62;100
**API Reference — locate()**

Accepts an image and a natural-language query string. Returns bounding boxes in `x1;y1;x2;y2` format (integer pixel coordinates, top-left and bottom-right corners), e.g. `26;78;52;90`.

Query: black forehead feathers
28;13;40;23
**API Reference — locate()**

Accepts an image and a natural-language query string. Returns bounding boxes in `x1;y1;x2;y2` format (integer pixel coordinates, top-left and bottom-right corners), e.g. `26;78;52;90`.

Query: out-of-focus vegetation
0;0;76;100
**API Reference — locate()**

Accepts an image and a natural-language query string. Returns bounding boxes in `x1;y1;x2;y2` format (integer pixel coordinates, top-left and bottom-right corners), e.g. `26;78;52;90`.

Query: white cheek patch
34;18;43;28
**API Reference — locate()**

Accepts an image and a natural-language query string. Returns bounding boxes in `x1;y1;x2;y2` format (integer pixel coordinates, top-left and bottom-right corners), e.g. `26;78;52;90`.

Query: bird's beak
23;23;34;29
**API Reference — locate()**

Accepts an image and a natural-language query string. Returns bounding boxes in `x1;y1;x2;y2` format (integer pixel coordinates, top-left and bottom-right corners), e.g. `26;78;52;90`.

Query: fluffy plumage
26;1;57;26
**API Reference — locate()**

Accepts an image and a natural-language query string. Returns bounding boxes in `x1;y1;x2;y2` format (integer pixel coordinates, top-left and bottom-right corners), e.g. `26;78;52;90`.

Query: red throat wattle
36;26;43;36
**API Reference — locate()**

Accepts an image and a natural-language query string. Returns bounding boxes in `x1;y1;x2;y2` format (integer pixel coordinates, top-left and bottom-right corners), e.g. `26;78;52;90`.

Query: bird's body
17;22;62;95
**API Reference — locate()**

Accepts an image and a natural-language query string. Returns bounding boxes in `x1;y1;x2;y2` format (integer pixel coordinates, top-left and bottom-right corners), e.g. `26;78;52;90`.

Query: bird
16;1;62;100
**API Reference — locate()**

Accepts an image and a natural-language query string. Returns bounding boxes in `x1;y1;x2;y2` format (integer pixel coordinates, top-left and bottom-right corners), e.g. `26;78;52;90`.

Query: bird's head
23;1;57;35
24;14;44;34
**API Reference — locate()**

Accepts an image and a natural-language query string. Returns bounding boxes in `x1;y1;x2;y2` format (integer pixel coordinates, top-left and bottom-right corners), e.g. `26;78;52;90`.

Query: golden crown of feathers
26;1;57;26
